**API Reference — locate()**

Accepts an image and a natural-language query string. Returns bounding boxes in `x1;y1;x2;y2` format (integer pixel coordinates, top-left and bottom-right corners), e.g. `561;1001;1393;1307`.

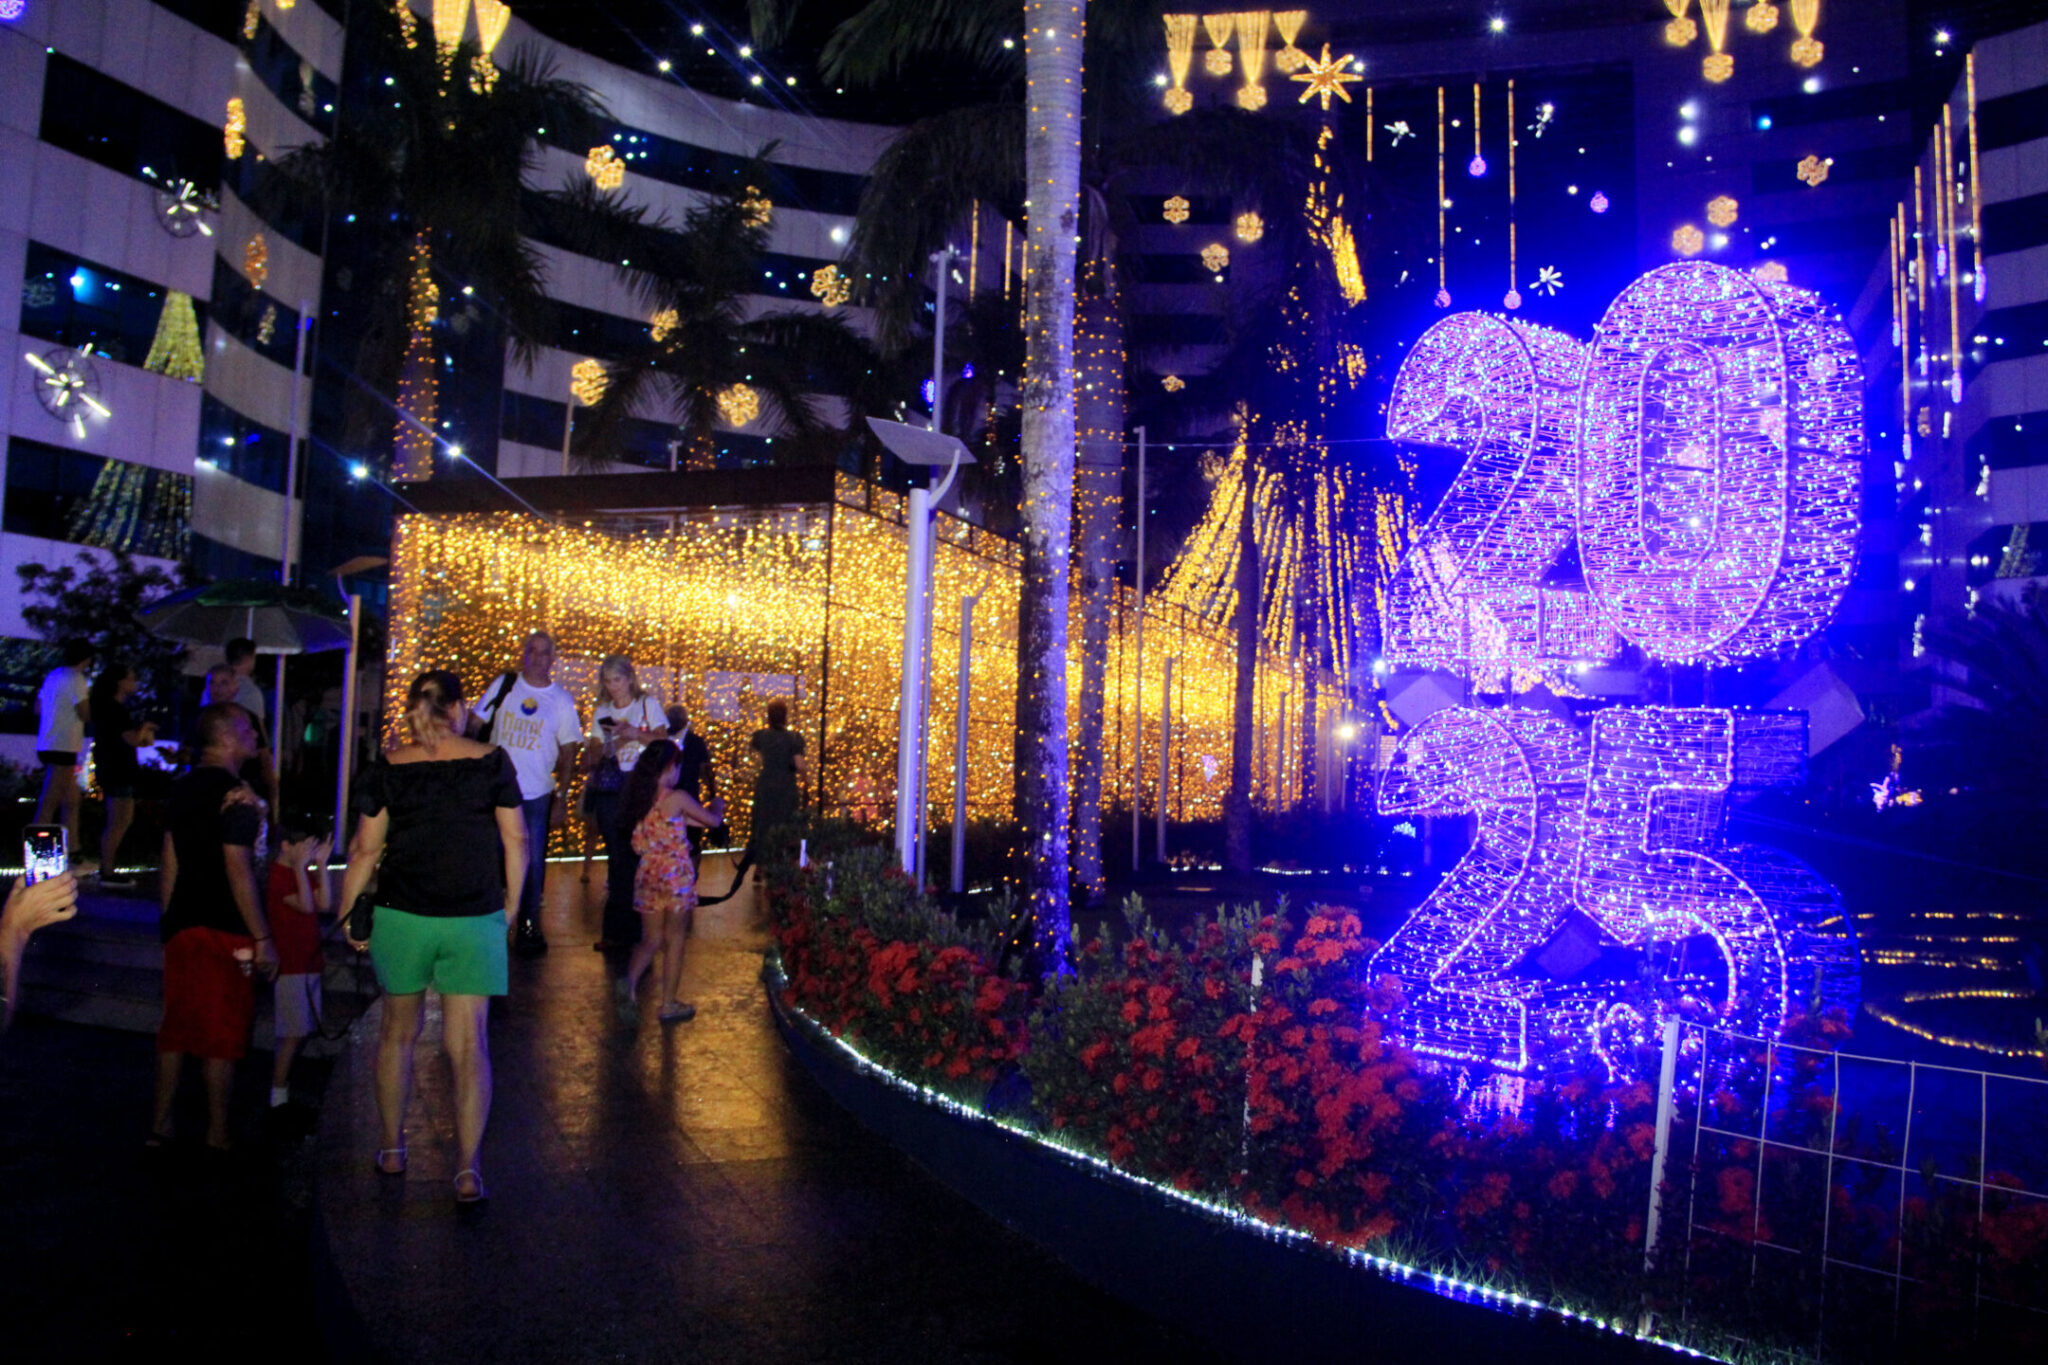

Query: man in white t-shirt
469;632;581;955
34;639;96;863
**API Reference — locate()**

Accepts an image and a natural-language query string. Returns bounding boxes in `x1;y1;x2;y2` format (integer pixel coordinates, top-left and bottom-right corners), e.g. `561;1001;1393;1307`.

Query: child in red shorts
268;829;333;1109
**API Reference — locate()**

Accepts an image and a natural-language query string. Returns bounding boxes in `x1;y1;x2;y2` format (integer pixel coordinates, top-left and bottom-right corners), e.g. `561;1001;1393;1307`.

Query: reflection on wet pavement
316;856;1221;1364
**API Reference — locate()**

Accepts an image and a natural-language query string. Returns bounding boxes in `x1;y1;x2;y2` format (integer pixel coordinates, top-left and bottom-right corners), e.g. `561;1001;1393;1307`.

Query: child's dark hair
617;739;682;837
272;824;319;854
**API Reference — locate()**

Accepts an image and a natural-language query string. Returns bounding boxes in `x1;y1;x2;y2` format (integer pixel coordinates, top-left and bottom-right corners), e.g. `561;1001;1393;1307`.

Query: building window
2;437;192;559
20;242;206;371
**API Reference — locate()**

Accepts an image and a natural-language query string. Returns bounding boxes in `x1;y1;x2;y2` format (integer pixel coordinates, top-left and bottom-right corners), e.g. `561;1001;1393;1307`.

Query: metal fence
1646;1018;2048;1360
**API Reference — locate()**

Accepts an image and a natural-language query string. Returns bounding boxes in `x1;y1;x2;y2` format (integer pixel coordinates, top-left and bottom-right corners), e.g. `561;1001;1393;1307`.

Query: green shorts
369;907;508;998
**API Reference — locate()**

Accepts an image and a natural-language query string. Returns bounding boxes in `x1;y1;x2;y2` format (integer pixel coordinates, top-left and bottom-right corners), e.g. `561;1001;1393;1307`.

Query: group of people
330;632;805;1203
7;628;807;1205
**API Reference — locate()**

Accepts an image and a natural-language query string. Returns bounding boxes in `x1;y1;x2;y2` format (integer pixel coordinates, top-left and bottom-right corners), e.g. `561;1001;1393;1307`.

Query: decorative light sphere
1468;155;1487;177
1433;287;1453;309
1503;288;1522;310
1703;52;1733;82
1589;191;1610;213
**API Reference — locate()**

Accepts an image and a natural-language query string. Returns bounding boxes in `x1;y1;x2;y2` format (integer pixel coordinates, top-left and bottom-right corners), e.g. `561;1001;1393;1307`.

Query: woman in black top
341;670;524;1203
88;663;154;889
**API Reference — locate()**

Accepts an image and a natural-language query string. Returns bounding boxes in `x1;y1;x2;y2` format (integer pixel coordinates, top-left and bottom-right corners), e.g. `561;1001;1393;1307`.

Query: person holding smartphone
152;704;272;1153
1;871;79;1035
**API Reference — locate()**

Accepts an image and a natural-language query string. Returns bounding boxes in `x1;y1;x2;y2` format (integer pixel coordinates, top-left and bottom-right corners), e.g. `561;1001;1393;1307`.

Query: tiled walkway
315;858;1220;1363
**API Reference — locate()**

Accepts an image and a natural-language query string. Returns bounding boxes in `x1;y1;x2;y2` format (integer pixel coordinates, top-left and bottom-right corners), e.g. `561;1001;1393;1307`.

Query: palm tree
275;7;609;477
550;175;908;471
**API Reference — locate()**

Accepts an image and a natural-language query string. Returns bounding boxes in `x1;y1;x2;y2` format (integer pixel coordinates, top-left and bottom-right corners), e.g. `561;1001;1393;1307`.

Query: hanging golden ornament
570;358;609;406
717;383;760;427
256;304;277;347
1671;224;1706;257
1752;259;1789;283
1789;0;1822;65
739;187;772;228
469;52;500;94
392;0;419;49
224;98;246;159
1706;194;1739;227
585;145;625;192
1203;15;1235;76
1233;11;1270;111
243;0;260;40
808;265;850;308
1163;195;1191;225
1664;0;1698;45
1162;374;1186;392
1796;154;1831;186
1272;10;1308;72
1234;210;1265;243
243;233;269;288
1201;243;1231;272
1503;288;1523;311
1291;43;1362;111
649;308;680;342
1746;1;1780;33
1700;0;1734;81
1163;13;1198;114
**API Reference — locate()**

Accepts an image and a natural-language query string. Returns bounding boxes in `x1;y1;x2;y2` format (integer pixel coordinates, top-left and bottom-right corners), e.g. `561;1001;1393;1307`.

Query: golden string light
969;200;980;300
1162;375;1186;392
1797;153;1830;186
1967;53;1984;302
1202;14;1234;76
1700;0;1734;81
1271;9;1308;72
1162;13;1198;114
1943;102;1961;402
1434;85;1449;308
569;358;608;406
1234;210;1264;243
585;144;625;192
1671;224;1705;257
1201;243;1231;273
1470;82;1483;176
1233;11;1271;110
1366;86;1374;161
1002;218;1013;297
649;307;679;342
1162;194;1191;225
393;233;439;481
809;265;851;308
740;186;773;228
392;0;418;49
243;0;260;41
224;97;246;159
1664;0;1697;46
1290;42;1360;111
1504;80;1519;311
1746;0;1780;32
1706;194;1739;227
1788;0;1822;67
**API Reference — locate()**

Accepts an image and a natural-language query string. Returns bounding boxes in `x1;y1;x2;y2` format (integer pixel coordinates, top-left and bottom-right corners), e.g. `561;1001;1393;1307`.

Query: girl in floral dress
615;739;722;1024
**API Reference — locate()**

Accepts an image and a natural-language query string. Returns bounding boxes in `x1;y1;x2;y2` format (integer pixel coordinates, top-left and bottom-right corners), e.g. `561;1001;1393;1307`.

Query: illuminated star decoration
1291;44;1363;112
1384;120;1414;146
1532;265;1564;295
1796;154;1831;186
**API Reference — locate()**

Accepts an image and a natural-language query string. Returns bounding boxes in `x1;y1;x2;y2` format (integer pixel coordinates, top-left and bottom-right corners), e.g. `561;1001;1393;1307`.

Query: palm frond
818;0;1020;85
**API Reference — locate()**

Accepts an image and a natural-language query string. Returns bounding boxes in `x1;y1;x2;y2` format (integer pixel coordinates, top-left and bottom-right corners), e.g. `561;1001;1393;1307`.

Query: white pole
280;303;310;584
893;489;931;877
1157;656;1175;864
560;376;575;474
930;247;953;435
949;589;981;894
272;656;287;776
1132;426;1145;873
1642;1016;1684;1273
333;594;361;844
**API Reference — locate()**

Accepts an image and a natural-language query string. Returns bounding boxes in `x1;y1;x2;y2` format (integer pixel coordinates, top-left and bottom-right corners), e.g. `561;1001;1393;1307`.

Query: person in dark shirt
151;703;271;1152
665;705;718;862
340;670;525;1203
89;663;155;889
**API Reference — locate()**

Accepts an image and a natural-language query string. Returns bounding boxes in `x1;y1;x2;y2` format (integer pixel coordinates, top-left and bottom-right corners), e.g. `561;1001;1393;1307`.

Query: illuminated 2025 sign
1372;262;1864;1073
1384;260;1864;674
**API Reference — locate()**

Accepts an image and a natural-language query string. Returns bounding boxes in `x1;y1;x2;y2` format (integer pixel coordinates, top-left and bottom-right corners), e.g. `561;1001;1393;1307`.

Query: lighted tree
274;4;612;479
142;291;205;382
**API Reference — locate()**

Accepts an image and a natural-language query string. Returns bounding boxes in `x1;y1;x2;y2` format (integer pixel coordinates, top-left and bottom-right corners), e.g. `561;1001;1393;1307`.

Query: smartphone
23;824;68;885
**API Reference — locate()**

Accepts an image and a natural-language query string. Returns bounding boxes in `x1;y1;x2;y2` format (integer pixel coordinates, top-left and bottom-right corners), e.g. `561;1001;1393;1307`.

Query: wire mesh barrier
1645;1019;2048;1360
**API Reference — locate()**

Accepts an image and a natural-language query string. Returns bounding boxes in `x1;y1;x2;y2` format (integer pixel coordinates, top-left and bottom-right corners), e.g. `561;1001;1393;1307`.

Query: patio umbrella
136;578;351;655
137;579;355;773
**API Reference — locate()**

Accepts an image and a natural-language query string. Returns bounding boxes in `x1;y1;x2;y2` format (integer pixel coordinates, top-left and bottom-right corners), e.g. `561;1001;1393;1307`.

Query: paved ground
315;856;1222;1364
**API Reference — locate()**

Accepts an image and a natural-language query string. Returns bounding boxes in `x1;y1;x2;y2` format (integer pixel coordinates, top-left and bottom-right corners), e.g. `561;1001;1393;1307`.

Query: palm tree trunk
1225;436;1258;874
1072;291;1123;901
1016;0;1086;963
393;230;438;481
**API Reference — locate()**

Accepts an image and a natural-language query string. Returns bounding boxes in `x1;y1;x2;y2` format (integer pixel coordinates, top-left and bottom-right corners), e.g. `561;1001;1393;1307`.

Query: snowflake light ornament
1384;120;1415;146
1532;265;1564;296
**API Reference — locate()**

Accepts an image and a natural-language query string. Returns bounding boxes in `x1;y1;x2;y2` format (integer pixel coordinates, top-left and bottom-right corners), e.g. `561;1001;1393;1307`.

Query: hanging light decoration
1272;10;1309;72
585;144;625;191
808;265;850;308
570;358;609;406
1746;0;1780;32
1162;374;1186;392
243;233;269;289
1163;194;1192;225
1663;0;1698;45
1468;82;1486;176
717;383;760;426
1201;243;1231;272
1162;13;1198;114
1434;85;1450;308
223;97;246;159
1289;43;1360;110
1671;224;1706;257
1203;14;1235;76
1503;80;1520;309
649;308;680;342
1700;0;1734;81
739;186;773;228
1234;210;1265;243
1234;11;1271;110
1797;153;1831;186
1706;194;1740;227
1788;0;1823;66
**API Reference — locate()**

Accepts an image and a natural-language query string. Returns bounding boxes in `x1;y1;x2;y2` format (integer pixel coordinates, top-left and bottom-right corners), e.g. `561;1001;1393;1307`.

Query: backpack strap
480;672;519;738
